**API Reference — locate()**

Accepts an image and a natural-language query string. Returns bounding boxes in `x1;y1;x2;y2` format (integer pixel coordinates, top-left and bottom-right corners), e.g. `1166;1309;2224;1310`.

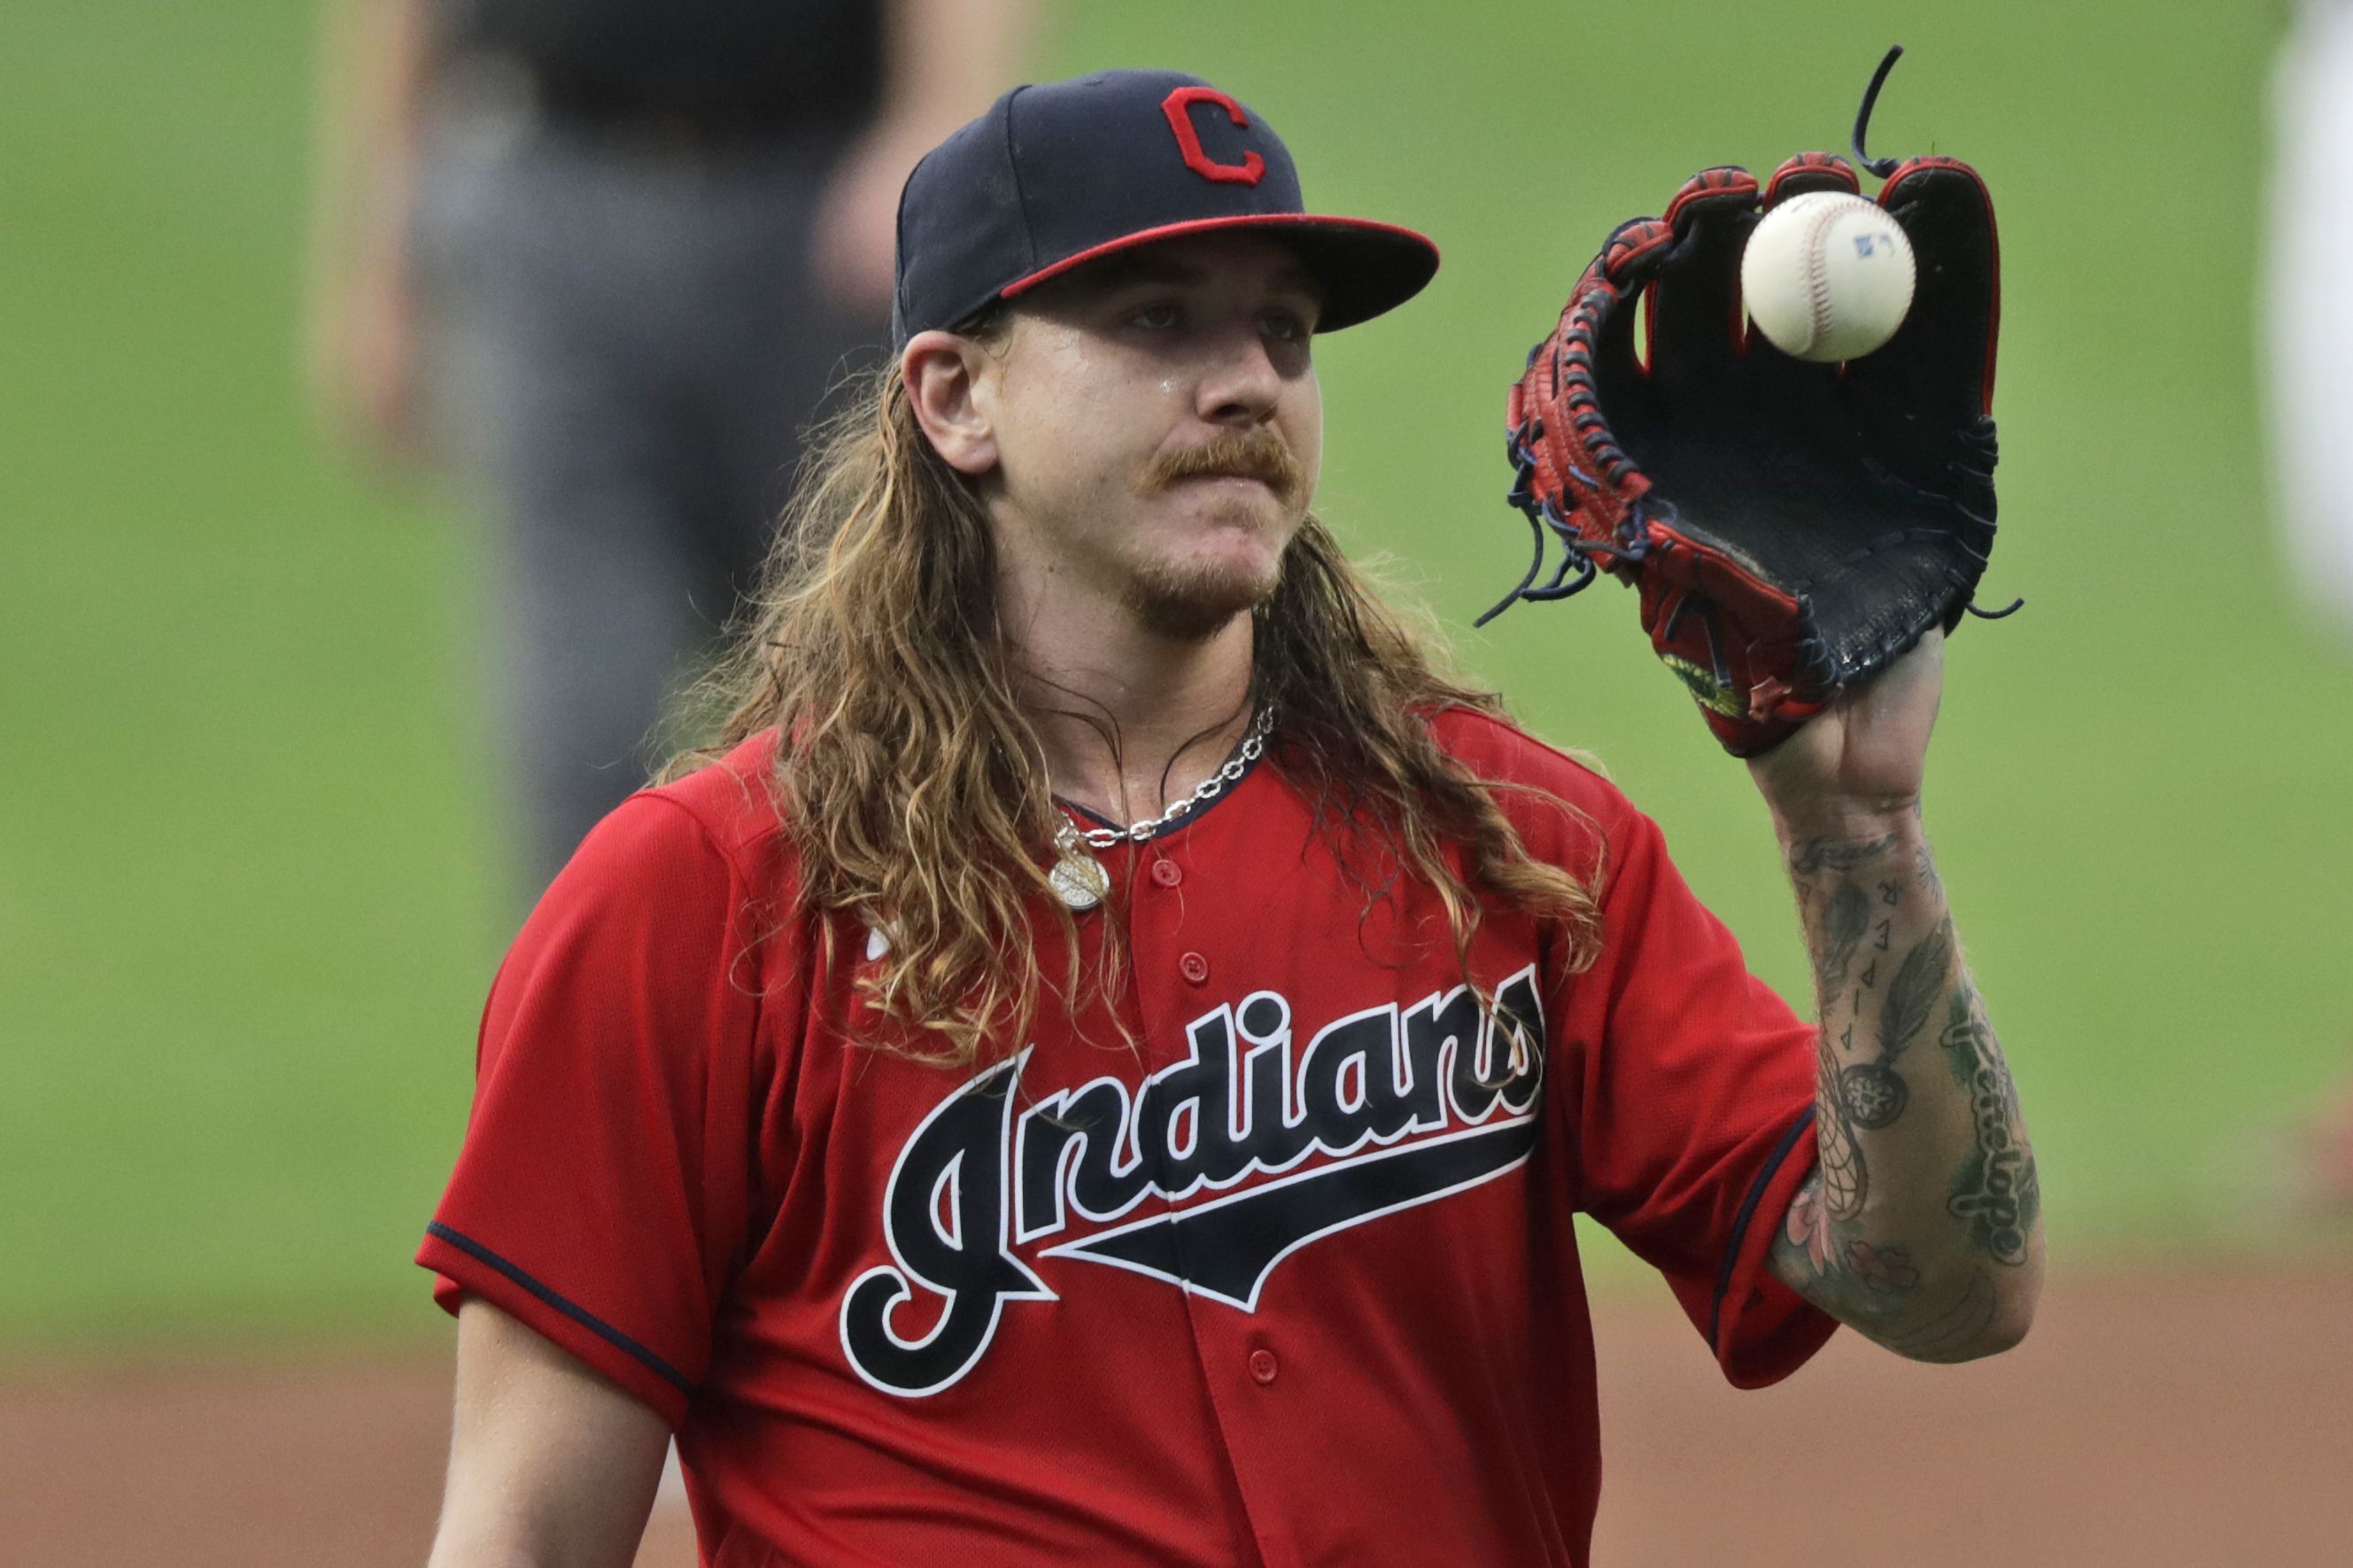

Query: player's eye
1129;301;1182;331
1260;307;1310;344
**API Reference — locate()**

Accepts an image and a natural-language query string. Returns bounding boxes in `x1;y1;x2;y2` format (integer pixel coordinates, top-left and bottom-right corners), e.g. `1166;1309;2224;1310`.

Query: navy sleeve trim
424;1222;696;1396
1707;1106;1816;1349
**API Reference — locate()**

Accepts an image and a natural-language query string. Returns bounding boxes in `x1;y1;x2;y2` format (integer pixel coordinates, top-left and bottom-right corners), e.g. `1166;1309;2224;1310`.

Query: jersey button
1149;859;1183;888
1179;951;1210;985
1248;1348;1279;1386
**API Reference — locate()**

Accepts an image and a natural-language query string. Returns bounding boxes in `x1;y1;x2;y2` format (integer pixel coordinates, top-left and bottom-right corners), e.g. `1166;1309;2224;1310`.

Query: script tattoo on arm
1940;981;2040;1267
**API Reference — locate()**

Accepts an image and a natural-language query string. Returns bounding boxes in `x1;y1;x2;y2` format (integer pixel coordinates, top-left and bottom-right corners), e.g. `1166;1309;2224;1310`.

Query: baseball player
419;68;2043;1566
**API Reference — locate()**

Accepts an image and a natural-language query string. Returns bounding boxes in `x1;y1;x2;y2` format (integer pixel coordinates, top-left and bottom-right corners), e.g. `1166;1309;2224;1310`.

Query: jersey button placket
1125;795;1301;1568
1247;1347;1279;1386
1119;851;1289;1561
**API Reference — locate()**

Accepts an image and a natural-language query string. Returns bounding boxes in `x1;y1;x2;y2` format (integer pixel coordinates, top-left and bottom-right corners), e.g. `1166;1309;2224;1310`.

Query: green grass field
3;0;2346;1349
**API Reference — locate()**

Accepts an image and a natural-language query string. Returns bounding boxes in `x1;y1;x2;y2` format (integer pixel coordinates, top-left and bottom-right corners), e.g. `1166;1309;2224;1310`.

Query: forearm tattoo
1789;831;1900;874
1815;1028;1867;1219
1773;830;2038;1349
1815;879;1870;993
1941;982;2040;1267
1834;914;1950;1136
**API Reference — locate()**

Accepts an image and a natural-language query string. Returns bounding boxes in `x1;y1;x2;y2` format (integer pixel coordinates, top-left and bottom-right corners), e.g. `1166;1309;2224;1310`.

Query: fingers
1641;157;1859;383
1734;154;1867;381
1852;157;2001;420
1763;151;1860;205
1645;166;1759;382
1581;217;1675;396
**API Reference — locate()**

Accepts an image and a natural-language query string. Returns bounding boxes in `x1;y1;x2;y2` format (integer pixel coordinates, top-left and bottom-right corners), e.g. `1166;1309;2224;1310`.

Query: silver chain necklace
1048;707;1273;910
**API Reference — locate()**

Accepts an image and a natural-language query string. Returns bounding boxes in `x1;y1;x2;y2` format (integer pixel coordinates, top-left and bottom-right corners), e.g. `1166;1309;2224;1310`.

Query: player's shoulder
639;730;792;861
1424;706;1681;907
566;730;797;899
1424;703;1650;868
1425;704;1635;816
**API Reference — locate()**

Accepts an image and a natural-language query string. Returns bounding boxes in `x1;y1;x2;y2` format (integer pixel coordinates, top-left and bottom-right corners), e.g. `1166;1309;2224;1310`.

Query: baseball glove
1482;58;2009;756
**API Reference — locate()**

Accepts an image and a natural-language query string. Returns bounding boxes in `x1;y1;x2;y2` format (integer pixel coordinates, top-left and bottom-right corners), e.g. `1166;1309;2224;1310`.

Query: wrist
1766;795;1924;854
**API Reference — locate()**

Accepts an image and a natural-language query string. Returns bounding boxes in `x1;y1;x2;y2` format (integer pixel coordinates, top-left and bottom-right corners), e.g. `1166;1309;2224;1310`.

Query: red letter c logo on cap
1160;87;1266;186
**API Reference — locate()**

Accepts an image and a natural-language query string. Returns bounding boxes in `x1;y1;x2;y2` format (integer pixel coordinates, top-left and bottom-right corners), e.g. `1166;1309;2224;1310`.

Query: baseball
1740;191;1916;362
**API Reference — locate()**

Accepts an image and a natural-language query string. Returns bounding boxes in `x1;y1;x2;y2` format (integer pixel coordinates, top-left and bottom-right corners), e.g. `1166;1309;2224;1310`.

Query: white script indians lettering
839;968;1546;1397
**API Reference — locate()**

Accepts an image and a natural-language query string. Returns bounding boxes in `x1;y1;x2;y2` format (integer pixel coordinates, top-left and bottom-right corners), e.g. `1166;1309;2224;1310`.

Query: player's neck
1001;578;1258;828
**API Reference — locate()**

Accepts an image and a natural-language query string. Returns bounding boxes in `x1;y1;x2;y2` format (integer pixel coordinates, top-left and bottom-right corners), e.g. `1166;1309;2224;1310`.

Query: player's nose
1193;320;1286;427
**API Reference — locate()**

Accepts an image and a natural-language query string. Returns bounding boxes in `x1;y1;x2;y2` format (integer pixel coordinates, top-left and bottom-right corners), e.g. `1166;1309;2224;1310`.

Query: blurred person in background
2264;0;2353;1209
307;0;1040;892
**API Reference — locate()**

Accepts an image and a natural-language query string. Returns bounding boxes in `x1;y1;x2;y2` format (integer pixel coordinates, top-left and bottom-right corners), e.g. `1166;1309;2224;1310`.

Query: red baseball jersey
419;708;1832;1565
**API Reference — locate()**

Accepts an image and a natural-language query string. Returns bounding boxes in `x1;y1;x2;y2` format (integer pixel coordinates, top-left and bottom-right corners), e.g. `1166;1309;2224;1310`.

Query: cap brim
996;213;1440;332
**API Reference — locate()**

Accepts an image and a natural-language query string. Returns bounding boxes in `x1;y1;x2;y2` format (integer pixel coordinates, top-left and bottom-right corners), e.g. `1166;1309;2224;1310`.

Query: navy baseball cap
890;68;1440;347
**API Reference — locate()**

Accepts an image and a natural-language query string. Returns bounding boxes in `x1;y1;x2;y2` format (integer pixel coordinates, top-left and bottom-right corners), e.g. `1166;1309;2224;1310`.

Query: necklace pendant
1049;846;1111;911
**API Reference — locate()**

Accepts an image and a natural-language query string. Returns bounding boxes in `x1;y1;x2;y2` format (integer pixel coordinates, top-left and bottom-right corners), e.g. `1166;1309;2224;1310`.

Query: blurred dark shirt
435;0;884;130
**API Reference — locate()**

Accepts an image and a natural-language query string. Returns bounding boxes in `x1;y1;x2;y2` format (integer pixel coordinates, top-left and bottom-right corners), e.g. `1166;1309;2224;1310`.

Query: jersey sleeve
1563;800;1836;1388
414;793;770;1427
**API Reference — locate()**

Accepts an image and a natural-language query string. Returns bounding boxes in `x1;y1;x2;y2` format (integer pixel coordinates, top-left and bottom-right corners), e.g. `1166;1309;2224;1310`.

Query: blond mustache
1136;430;1307;507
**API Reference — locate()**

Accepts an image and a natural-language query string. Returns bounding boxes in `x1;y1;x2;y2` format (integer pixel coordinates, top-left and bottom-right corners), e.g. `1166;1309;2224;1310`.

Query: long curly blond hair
670;351;1601;1070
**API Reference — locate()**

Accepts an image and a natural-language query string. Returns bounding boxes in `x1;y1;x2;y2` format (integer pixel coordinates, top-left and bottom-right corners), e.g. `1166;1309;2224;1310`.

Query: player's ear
902;329;1000;477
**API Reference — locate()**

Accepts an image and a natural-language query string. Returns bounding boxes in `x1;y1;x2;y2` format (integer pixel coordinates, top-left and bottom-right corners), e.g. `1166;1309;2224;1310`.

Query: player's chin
1121;549;1284;644
1120;490;1302;635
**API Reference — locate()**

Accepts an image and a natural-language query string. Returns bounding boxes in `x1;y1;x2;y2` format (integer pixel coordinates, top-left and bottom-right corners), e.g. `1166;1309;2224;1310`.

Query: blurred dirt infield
2;1268;2344;1567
